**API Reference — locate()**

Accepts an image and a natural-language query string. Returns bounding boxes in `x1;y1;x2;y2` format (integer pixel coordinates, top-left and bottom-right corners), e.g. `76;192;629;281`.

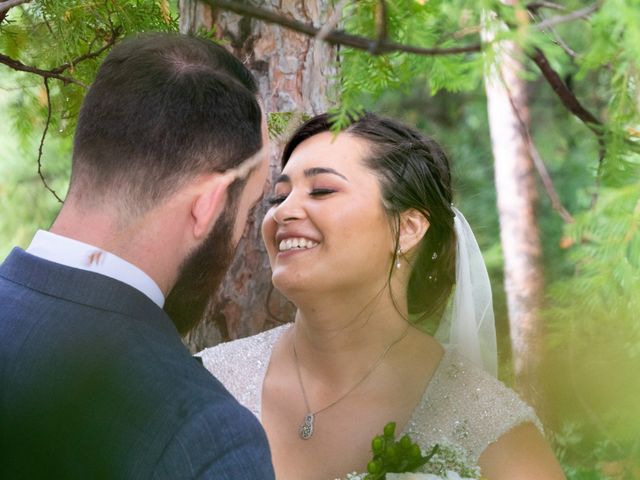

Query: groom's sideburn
164;184;241;335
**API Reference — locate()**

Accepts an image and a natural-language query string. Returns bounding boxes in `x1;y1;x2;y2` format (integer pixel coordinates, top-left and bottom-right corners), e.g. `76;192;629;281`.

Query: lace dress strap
402;349;542;463
197;324;289;419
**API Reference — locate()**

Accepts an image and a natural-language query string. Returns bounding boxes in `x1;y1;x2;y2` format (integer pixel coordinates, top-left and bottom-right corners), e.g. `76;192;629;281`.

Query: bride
199;113;564;479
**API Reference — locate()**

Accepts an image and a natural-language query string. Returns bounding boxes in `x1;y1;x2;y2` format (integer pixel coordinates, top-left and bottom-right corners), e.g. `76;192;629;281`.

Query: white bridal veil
434;208;498;377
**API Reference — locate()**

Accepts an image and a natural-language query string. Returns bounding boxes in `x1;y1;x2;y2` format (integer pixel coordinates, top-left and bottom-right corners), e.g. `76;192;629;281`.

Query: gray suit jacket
0;248;274;479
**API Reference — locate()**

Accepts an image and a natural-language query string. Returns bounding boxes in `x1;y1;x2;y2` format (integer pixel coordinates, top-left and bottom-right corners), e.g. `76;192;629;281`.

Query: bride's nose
272;193;305;224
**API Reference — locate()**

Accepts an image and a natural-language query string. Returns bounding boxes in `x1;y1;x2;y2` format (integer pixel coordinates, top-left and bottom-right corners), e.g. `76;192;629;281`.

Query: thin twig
534;3;599;30
37;78;64;204
203;0;481;56
0;52;87;86
549;28;578;58
499;69;575;223
529;138;575;223
49;29;120;74
528;3;578;57
0;0;31;14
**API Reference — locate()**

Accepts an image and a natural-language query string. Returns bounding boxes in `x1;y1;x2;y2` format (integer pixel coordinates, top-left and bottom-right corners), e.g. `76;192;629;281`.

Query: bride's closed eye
309;188;336;197
267;188;337;206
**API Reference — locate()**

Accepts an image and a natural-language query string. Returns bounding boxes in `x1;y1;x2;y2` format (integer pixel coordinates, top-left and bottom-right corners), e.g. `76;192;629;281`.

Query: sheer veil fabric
434;208;498;377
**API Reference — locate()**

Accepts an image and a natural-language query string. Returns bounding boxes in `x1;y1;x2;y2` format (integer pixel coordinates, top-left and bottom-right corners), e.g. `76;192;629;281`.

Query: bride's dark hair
281;112;456;323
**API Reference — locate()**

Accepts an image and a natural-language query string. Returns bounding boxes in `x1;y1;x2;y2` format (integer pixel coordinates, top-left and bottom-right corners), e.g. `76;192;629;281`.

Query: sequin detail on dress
197;324;542;464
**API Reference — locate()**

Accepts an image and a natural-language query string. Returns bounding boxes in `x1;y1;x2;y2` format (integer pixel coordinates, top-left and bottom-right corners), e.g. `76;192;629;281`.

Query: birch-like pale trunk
179;0;337;351
483;18;544;405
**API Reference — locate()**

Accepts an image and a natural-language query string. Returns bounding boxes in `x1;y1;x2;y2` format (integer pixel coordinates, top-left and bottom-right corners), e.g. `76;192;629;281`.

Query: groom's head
66;33;269;333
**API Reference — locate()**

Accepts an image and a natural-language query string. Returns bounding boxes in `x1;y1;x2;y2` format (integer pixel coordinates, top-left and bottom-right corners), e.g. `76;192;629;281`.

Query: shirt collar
26;230;165;308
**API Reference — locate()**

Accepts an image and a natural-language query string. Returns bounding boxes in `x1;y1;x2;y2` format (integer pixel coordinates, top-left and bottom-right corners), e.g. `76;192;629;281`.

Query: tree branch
534;3;599;30
0;52;86;86
529;48;601;131
37;78;64;204
0;0;31;14
0;30;119;86
203;0;481;56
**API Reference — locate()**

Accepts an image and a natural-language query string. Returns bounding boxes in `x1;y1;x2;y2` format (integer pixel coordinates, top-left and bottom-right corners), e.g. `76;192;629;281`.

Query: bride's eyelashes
266;188;337;206
309;188;336;197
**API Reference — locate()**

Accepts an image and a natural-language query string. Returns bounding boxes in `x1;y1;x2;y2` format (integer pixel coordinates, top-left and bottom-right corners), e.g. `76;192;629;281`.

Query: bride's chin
271;272;316;299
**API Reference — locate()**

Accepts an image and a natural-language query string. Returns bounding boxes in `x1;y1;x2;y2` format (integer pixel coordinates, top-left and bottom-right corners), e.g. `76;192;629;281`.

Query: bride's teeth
278;237;319;252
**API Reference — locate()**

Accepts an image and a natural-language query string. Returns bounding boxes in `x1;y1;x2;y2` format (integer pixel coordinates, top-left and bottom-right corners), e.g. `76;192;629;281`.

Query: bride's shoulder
195;324;291;415
408;348;542;462
197;323;290;368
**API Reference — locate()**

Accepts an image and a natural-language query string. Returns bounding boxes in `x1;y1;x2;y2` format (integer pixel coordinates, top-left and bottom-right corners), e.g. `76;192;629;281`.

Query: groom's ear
398;208;430;253
190;172;235;240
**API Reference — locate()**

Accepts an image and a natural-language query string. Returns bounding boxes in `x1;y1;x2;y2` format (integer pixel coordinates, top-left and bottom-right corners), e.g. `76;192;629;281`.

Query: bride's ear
398;208;430;253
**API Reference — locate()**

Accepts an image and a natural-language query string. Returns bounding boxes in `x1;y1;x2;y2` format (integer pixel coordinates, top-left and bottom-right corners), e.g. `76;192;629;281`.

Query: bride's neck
290;286;410;378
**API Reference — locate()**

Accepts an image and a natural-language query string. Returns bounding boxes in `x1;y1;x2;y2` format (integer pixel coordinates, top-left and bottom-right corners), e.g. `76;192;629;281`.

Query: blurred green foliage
0;0;179;257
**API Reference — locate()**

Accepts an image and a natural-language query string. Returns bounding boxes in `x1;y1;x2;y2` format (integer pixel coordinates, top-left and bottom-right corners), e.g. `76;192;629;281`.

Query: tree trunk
483;20;544;405
179;0;337;352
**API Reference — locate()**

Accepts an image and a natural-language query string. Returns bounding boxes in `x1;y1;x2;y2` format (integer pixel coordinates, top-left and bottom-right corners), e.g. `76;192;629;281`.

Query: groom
0;33;274;478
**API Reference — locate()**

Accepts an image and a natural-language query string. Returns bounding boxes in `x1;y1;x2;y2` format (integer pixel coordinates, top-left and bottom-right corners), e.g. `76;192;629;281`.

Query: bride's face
261;131;395;297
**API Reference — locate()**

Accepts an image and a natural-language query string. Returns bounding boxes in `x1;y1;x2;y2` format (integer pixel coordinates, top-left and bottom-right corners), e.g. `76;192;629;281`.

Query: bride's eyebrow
304;167;349;181
274;167;349;185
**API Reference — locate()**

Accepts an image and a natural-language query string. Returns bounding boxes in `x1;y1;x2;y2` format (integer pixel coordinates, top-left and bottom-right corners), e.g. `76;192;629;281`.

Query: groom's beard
164;203;237;335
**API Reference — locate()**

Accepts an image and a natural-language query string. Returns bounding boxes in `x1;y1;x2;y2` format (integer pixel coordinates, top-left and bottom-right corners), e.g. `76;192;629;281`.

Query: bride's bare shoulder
478;421;566;479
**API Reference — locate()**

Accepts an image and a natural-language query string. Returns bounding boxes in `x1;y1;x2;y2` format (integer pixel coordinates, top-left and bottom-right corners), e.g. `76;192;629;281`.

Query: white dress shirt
26;230;165;308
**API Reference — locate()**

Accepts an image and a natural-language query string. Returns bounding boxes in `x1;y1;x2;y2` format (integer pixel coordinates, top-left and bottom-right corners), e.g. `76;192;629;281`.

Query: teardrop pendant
299;413;315;440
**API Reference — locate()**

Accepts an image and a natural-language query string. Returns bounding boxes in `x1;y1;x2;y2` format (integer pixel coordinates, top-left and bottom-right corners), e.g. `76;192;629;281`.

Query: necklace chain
292;325;410;440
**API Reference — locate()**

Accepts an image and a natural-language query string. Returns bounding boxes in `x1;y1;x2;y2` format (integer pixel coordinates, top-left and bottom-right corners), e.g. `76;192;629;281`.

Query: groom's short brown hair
69;33;263;216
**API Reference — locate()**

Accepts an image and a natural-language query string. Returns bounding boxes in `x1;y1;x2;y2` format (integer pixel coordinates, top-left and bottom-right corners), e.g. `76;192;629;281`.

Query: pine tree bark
179;0;337;352
483;18;545;405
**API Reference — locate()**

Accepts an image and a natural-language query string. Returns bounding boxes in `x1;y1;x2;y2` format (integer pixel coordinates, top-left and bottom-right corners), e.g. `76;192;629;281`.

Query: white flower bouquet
338;422;481;480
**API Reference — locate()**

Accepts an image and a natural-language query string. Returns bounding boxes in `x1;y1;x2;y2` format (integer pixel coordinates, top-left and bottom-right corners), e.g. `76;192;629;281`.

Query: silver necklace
292;325;410;440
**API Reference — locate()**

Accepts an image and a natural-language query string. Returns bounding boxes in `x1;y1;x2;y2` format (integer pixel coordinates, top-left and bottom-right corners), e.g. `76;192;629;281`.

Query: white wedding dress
198;323;541;466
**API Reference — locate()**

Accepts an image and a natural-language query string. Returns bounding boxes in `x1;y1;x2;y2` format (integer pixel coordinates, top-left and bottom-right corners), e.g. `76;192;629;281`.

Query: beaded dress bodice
198;324;541;464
